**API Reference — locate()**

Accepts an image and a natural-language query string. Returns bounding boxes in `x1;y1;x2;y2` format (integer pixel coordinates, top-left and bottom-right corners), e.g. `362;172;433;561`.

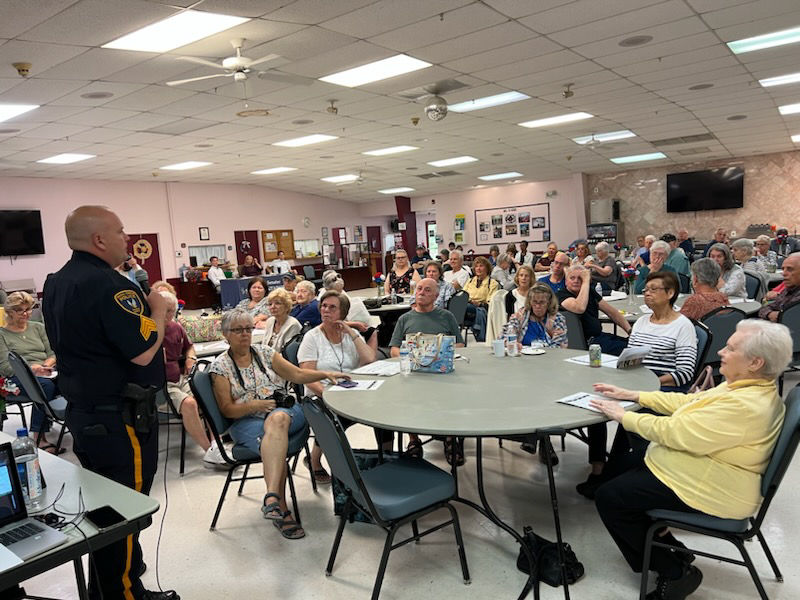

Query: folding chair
692;320;713;381
777;302;800;394
300;395;470;600
700;306;746;379
447;290;470;346
189;364;311;530
639;388;800;600
744;271;764;302
559;310;588;351
678;272;691;294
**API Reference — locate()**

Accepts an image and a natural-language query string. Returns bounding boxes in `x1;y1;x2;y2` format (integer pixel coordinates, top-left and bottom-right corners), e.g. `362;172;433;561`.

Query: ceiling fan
166;39;311;87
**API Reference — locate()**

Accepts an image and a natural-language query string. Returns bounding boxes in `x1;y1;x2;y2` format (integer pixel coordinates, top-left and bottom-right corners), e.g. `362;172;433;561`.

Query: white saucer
521;347;545;355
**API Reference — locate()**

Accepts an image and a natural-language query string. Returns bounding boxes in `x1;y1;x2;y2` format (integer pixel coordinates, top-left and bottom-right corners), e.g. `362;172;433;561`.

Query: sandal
261;493;283;521
303;455;332;485
37;443;66;455
405;438;423;459
273;511;305;540
444;437;465;467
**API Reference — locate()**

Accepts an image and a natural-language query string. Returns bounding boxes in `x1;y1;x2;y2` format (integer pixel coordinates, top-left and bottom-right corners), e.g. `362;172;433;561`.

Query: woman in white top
319;270;377;349
261;288;301;354
298;291;388;482
504;265;535;318
515;240;535;267
708;243;747;298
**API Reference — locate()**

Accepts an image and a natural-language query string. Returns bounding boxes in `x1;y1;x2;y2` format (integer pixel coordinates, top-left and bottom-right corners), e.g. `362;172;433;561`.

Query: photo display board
474;202;550;246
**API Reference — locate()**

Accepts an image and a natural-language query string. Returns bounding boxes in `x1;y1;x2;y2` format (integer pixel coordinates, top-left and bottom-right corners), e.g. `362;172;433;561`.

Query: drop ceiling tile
415;21;536;65
716;10;800;42
37;48;156;81
0;41;88;80
101;85;196;111
265;0;378;25
154;93;241;117
58;107;141;126
49;82;149;107
702;0;800;28
443;36;562;74
19;122;91;139
524;0;668;34
111;113;181;131
474;50;585;84
0;0;79;38
481;0;572;18
0;136;52;151
321;0;467;38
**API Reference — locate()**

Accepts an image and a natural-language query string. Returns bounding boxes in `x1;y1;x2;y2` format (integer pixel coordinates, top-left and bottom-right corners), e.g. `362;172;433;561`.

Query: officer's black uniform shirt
43;251;165;406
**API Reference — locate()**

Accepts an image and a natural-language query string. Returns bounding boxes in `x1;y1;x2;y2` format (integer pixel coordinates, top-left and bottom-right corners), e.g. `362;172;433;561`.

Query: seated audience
488;244;500;266
632;235;646;258
289;280;321;329
439;248;451;270
491;253;515;291
504;243;518;270
571;242;593;266
238;254;262;277
587;241;618;291
754;235;778;270
152;280;177;295
505;265;534;317
319;270;376;348
539;251;570;294
160;291;224;467
708;243;747;298
235;277;270;328
423;261;455;309
591;319;792;600
770;227;800;257
211;308;347;539
267;250;293;275
443;250;471;290
513;283;567;349
535;242;559;272
282;272;297;302
515;240;534;267
677;229;694;257
410;244;431;272
633;241;675;294
702;227;728;257
261;289;301;353
462;256;499;342
384;249;421;295
207;256;227;292
661;233;690;278
679;258;729;321
632;235;655;269
0;292;60;452
731;238;760;272
758;252;800;322
116;255;146;290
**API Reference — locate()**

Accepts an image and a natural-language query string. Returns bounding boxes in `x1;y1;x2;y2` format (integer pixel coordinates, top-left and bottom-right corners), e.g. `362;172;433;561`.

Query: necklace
324;329;345;372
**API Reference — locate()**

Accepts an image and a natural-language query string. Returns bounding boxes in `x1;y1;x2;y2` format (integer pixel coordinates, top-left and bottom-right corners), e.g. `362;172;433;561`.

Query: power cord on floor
153;408;171;594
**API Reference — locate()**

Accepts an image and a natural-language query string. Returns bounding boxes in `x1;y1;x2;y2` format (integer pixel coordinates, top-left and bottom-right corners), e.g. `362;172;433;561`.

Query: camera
272;389;295;409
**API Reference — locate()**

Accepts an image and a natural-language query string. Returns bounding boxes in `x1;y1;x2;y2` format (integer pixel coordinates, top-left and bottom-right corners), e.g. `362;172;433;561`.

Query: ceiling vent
651;133;715;147
397;79;469;101
416;170;460;179
677;147;712;156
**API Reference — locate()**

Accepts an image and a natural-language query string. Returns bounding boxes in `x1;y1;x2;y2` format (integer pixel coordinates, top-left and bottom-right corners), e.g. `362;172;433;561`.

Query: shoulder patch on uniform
114;290;144;316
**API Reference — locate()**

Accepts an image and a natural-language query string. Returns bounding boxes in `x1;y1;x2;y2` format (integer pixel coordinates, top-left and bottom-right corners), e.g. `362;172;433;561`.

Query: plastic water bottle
595;282;603;296
11;429;43;509
399;340;411;375
391;289;398;304
506;316;519;357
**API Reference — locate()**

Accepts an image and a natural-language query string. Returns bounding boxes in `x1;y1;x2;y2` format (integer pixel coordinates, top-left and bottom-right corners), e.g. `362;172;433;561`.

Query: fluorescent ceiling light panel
362;145;419;156
378;187;415;194
273;134;338;147
427;156;478;167
792;134;800;143
518;112;593;128
0;104;39;123
449;91;530;113
37;153;95;164
102;10;250;52
778;102;800;115
160;161;212;170
251;167;297;175
727;26;800;55
321;174;359;183
759;72;800;87
478;172;523;181
610;152;666;165
319;54;431;87
572;130;636;144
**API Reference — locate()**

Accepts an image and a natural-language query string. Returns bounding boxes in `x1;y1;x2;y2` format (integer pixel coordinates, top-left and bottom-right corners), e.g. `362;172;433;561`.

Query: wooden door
128;233;162;283
234;230;261;265
367;226;382;253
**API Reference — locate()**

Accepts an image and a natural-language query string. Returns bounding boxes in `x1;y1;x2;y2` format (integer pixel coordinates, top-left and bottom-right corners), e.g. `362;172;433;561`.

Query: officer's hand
146;288;169;319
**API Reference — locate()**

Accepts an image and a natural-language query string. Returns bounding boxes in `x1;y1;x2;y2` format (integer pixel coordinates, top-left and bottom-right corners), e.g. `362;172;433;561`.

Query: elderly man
587;241;618;291
758;253;800;322
282;272;297;299
677;229;694;257
539;251;570;293
633;241;676;294
770;227;800;257
632;235;656;268
535;242;559;272
661;233;690;278
702;228;727;257
443;250;470;290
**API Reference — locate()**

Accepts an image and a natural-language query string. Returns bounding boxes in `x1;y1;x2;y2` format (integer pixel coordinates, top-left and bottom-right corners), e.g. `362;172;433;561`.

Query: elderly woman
514;283;567;348
571;242;594;266
491;253;516;291
319;270;377;349
590;320;792;600
679;258;728;321
754;234;778;270
488;244;500;266
384;248;421;295
708;242;746;298
211;308;347;539
235;277;270;328
424;261;455;308
633;241;675;294
298;290;389;483
261;289;301;353
632;235;656;269
289;280;321;328
731;238;760;272
0;292;61;452
505;264;535;317
587;241;618;291
238;254;262;278
463;256;499;342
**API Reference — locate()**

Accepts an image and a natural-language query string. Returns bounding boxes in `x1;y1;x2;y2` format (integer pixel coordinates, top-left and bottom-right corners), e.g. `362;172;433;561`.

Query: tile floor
13;371;800;599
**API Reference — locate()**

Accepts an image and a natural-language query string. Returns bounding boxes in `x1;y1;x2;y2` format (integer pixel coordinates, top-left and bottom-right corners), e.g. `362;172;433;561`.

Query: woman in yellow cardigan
589;319;793;600
461;256;498;342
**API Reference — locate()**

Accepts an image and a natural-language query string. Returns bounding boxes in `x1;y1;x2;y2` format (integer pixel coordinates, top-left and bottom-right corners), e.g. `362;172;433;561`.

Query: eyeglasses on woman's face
9;307;32;314
642;286;666;295
229;326;254;335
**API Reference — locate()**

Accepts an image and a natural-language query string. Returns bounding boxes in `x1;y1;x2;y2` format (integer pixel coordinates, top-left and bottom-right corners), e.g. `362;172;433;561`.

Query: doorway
426;220;437;255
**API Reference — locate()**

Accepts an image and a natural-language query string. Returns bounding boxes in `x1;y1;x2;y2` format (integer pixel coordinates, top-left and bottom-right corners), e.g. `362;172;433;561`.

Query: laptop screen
0;443;26;527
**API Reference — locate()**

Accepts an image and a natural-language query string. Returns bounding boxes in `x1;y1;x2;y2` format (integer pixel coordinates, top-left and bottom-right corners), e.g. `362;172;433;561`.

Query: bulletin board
474;202;550;246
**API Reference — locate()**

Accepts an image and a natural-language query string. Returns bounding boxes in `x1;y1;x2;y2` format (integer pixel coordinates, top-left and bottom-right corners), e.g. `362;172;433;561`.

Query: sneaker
575;473;606;500
141;590;180;600
658;531;695;564
646;564;703;600
202;442;227;469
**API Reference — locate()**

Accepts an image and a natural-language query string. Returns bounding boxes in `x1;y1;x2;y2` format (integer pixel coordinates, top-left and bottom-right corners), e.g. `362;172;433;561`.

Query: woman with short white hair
708;242;747;298
633;241;676;294
587;241;618;291
754;234;778;270
289;280;320;328
731;238;761;272
591;319;793;600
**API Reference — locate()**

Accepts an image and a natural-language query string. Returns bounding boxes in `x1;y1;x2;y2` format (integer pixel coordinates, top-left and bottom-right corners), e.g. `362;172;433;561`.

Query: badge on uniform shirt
114;290;157;340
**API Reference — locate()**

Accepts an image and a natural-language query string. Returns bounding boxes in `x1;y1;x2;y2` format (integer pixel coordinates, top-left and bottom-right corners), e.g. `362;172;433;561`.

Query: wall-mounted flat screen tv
0;210;46;256
666;167;744;213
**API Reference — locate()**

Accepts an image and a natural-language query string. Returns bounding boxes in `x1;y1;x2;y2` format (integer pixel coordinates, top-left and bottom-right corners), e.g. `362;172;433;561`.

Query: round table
602;294;763;323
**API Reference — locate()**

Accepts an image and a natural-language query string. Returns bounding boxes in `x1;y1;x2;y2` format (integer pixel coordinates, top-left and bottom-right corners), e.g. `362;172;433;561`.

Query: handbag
332;450;400;523
406;332;455;374
178;314;224;343
688;365;715;393
516;526;585;587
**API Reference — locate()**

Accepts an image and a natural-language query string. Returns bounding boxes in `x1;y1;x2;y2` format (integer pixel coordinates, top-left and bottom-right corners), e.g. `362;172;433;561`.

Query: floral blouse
235;297;269;319
388;268;415;294
209;345;280;417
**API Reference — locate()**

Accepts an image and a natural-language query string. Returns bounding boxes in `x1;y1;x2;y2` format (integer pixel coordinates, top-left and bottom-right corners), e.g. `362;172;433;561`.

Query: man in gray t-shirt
389;277;464;354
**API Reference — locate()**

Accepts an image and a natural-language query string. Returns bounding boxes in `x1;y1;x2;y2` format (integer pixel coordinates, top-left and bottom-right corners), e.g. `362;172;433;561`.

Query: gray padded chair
300;395;470;600
700;306;746;378
777;302;800;394
744;271;764;302
189;364;310;530
446;290;470;346
559;310;588;350
639;388;800;600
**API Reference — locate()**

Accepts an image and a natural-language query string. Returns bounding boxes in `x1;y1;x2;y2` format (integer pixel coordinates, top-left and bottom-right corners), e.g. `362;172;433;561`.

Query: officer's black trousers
66;405;158;600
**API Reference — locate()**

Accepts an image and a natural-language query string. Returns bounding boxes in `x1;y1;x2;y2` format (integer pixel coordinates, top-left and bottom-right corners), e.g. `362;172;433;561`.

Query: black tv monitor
0;210;46;256
666;167;744;213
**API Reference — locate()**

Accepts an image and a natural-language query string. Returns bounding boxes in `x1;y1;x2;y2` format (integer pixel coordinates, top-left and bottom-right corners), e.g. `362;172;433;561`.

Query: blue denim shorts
229;403;306;456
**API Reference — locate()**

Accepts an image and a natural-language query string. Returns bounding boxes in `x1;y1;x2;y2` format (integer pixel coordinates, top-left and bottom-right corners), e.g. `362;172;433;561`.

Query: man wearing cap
410;244;431;274
661;233;690;278
770;228;800;257
282;272;297;301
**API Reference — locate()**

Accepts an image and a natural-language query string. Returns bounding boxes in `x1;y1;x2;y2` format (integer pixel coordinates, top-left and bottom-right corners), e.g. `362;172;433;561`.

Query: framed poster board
474;202;550;246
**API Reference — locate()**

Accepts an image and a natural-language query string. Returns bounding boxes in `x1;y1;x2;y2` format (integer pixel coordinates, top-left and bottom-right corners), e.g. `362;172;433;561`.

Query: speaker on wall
612;199;620;221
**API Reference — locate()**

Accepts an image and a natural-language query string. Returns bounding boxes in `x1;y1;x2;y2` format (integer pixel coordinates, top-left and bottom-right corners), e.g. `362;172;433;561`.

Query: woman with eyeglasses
384;248;421;295
210;308;348;539
0;291;62;453
513;283;568;349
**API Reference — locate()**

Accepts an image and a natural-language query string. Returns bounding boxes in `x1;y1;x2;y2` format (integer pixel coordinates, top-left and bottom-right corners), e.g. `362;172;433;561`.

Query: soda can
589;344;602;367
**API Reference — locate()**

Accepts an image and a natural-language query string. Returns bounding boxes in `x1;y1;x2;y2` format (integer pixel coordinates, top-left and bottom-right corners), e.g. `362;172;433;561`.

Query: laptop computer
0;442;67;561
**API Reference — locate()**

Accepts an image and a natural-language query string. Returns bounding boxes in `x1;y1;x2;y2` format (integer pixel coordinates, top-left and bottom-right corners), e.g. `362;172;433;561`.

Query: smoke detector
562;83;574;99
326;100;338;115
13;62;31;78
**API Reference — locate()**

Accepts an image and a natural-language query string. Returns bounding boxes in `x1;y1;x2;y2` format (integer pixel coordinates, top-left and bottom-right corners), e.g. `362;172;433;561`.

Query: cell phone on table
85;505;126;531
336;380;358;388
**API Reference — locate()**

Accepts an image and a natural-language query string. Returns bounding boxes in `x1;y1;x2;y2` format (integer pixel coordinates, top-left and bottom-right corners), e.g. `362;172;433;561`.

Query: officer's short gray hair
221;308;254;334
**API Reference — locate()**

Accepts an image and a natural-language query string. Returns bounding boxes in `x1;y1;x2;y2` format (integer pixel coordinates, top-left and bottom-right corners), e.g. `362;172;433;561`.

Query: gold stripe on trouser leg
121;424;143;600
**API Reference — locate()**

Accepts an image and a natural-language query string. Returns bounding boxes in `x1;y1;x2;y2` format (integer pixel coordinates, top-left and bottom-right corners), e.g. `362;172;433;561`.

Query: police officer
43;206;179;600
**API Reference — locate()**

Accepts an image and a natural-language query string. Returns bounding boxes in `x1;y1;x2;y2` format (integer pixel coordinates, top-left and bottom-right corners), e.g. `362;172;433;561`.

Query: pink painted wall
0;177;391;291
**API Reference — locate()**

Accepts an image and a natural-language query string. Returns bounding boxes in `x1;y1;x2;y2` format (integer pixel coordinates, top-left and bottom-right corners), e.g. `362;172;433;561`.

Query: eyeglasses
229;327;254;335
9;307;32;314
530;299;549;306
642;286;667;294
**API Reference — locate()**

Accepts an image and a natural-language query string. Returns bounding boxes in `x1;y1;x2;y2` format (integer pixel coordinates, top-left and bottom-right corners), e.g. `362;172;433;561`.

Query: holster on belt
121;383;158;434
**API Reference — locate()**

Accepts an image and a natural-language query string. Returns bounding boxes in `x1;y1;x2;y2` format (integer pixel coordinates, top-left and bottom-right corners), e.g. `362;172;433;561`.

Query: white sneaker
202;442;227;468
